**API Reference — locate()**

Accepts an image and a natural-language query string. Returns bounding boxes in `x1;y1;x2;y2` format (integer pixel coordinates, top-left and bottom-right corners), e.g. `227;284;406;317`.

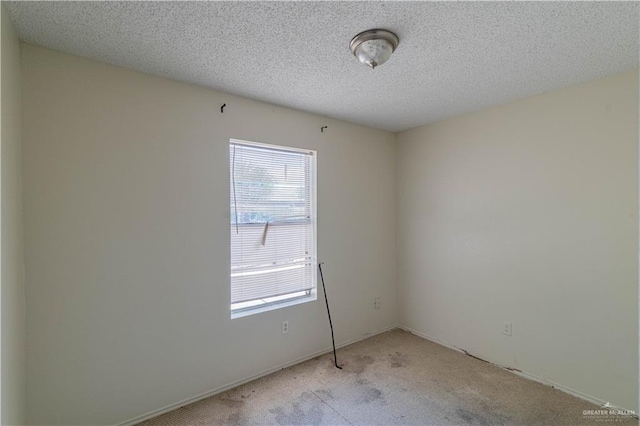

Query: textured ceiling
5;1;639;132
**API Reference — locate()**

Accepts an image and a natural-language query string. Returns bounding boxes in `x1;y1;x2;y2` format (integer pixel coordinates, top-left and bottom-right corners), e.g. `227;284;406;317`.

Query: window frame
229;139;317;319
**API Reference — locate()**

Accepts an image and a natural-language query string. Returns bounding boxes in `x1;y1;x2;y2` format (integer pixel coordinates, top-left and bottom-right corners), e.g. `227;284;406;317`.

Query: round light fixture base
349;29;399;69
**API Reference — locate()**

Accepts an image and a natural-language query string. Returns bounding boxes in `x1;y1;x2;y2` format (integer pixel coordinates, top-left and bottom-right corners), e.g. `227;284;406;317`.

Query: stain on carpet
341;354;374;374
453;401;513;426
354;378;386;405
455;408;492;426
269;392;324;426
389;351;410;368
227;411;243;425
240;390;255;399
219;398;245;409
357;386;383;404
314;389;334;400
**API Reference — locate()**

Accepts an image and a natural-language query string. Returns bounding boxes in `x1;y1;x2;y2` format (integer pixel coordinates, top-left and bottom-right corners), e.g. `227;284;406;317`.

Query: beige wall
397;70;639;411
1;3;26;425
21;44;397;425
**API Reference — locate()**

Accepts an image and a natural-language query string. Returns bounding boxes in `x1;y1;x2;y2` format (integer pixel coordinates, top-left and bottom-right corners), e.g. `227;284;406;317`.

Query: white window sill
231;290;317;319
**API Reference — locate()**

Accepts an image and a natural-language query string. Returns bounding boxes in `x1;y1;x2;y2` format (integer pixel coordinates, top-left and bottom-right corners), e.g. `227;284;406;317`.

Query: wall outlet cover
503;321;512;336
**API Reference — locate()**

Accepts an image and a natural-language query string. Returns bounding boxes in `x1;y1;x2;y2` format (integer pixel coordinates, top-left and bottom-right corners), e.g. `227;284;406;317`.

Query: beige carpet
139;329;638;425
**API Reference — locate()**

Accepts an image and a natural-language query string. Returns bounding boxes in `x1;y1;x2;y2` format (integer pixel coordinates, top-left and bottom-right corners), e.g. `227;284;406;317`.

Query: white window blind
230;140;316;316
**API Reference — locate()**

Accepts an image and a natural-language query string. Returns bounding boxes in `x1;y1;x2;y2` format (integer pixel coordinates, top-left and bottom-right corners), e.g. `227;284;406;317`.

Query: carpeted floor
139;329;637;425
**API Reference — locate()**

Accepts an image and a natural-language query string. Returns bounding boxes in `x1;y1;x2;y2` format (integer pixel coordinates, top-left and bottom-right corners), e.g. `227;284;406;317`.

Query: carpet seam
308;388;355;426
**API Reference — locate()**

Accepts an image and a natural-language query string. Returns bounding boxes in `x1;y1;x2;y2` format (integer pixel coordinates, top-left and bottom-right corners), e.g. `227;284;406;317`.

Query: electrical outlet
282;321;289;334
503;321;512;336
374;297;381;310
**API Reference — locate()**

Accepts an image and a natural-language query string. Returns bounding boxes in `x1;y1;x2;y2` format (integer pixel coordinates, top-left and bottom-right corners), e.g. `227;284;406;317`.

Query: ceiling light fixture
349;29;399;69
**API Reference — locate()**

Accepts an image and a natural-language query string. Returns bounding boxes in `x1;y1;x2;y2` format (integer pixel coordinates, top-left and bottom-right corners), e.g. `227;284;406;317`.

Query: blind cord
318;262;342;369
232;145;239;234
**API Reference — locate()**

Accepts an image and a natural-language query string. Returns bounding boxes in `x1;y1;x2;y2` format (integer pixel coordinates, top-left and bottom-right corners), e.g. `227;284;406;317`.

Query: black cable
318;262;342;369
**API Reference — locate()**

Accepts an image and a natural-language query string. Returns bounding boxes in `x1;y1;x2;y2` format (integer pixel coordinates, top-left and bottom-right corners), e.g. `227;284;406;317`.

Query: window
229;139;317;318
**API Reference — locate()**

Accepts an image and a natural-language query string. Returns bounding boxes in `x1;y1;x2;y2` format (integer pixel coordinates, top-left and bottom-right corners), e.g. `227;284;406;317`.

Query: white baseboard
398;325;636;415
117;324;398;426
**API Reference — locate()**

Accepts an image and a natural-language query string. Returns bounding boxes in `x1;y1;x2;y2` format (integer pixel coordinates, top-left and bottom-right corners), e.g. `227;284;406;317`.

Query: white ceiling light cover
350;29;399;69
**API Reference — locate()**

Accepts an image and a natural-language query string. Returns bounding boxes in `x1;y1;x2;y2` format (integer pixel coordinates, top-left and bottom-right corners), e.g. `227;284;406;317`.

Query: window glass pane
229;140;316;317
